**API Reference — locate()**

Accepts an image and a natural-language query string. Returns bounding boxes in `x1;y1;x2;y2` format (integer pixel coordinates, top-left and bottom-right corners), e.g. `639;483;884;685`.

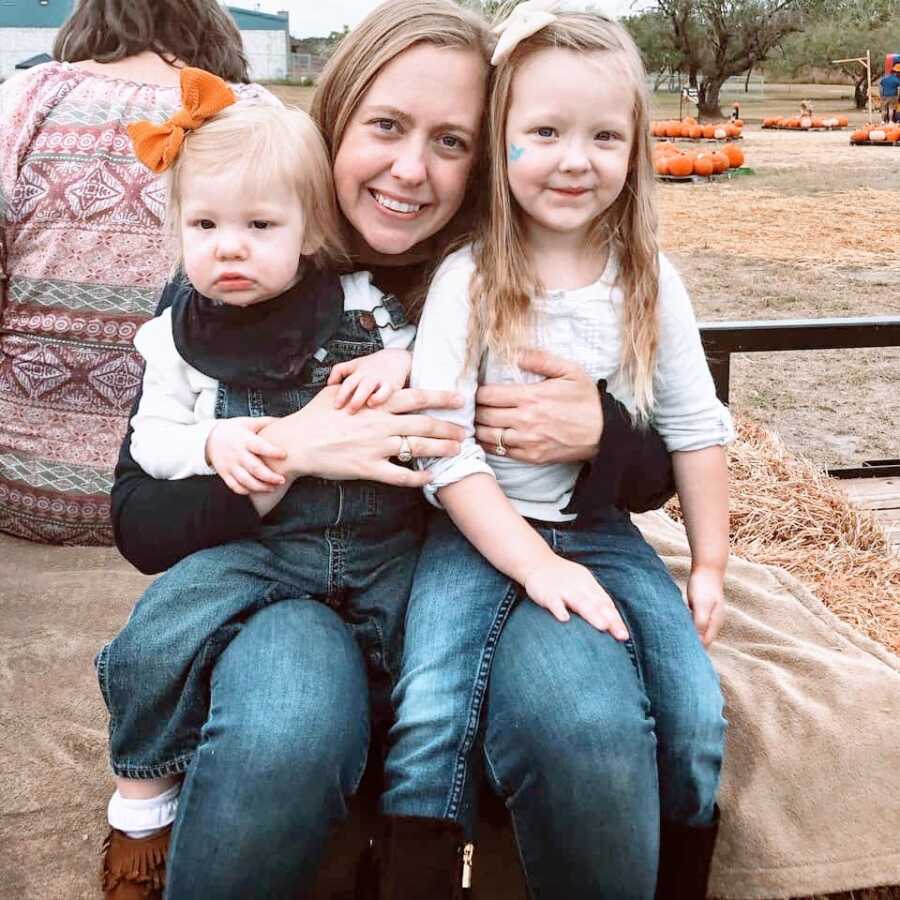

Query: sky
244;0;644;38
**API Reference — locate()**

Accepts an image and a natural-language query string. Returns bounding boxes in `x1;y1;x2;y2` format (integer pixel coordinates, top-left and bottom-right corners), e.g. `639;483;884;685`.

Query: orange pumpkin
722;143;744;167
689;125;703;139
654;157;671;175
702;125;716;139
665;122;681;138
850;129;869;143
811;117;825;128
682;116;698;126
886;128;900;143
762;117;777;128
837;115;849;127
693;155;714;177
710;151;729;174
668;155;695;177
724;124;739;138
733;118;744;128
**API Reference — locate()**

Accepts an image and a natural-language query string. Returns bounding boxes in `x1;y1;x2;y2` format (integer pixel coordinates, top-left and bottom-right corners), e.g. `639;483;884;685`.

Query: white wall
242;30;288;81
0;27;289;83
1;28;56;80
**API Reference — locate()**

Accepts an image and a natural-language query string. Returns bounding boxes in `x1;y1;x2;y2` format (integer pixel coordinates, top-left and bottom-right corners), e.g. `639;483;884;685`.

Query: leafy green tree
777;0;900;108
630;0;823;117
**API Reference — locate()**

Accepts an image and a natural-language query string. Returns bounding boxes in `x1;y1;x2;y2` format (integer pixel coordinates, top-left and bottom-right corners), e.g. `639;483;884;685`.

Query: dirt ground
269;82;899;470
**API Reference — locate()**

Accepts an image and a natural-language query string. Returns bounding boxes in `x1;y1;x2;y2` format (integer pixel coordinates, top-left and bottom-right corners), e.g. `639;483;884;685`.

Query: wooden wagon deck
841;475;900;553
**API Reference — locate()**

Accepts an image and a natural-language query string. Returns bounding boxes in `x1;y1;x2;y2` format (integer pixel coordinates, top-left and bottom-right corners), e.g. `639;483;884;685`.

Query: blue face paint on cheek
509;144;524;162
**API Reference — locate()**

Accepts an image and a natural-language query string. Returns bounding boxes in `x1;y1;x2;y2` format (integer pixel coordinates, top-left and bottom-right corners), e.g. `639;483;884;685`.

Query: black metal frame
698;316;900;478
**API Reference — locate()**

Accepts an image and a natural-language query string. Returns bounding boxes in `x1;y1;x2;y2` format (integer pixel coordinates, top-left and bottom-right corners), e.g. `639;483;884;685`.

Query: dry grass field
269;83;899;469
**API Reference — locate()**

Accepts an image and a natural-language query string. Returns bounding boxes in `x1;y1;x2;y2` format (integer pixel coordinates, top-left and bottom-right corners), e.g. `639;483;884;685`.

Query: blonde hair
311;0;493;264
472;10;661;419
167;103;344;272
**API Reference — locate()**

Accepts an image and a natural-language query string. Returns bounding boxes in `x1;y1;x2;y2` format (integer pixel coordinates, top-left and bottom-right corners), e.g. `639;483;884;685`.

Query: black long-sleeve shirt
112;275;675;574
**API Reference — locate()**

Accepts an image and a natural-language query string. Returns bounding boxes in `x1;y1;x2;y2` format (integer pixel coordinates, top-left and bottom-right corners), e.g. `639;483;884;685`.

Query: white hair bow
490;0;561;66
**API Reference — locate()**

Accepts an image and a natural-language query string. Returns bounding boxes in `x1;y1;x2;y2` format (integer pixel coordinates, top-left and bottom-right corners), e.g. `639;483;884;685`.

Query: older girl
109;1;675;896
382;7;731;899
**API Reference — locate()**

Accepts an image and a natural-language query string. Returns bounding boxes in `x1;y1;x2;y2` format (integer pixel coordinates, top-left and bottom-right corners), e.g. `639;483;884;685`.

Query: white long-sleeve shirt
411;245;734;521
130;271;415;480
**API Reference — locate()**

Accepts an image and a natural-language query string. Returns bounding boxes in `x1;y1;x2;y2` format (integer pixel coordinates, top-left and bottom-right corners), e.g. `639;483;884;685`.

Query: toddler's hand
687;566;725;647
328;349;412;414
205;417;287;495
524;557;629;640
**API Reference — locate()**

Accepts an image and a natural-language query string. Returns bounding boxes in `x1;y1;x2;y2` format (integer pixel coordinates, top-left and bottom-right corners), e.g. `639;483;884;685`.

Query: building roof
0;2;288;31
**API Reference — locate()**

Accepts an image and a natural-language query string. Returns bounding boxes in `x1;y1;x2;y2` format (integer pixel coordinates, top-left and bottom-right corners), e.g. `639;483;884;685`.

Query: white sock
107;783;180;839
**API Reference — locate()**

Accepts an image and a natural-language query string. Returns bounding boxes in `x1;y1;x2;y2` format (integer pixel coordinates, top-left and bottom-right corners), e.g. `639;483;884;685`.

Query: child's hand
205;417;287;495
687;566;725;646
327;349;412;414
524;556;629;640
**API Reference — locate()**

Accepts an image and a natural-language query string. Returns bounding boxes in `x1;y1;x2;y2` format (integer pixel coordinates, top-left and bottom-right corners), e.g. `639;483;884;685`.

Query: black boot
357;815;474;900
654;808;720;900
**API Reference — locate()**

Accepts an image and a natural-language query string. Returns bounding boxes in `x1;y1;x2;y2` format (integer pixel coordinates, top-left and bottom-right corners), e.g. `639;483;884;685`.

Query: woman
0;0;269;546
110;1;678;897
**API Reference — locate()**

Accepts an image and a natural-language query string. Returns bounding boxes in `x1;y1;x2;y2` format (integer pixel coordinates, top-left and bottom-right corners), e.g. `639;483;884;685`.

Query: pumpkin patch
652;139;749;181
651;117;743;142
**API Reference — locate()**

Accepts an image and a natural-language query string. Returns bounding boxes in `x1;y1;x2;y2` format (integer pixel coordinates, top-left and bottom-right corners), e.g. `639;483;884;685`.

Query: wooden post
867;49;873;121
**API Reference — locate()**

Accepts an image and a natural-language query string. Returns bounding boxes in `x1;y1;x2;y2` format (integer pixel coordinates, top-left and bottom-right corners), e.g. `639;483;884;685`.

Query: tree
776;0;900;108
631;0;820;117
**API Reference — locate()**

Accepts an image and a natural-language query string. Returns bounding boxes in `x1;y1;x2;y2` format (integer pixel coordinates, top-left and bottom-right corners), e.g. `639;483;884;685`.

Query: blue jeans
98;477;423;779
382;509;725;899
163;598;371;898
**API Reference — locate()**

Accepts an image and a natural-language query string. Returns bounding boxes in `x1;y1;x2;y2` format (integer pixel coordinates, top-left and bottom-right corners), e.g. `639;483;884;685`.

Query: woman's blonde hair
311;0;493;260
167;103;344;272
54;0;249;83
473;10;660;419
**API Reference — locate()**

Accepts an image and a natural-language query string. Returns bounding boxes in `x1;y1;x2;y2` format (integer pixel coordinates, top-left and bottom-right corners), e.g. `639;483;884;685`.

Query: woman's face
333;43;486;259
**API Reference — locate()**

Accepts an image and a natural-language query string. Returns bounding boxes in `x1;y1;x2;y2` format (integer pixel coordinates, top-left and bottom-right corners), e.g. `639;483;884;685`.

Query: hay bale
666;416;900;656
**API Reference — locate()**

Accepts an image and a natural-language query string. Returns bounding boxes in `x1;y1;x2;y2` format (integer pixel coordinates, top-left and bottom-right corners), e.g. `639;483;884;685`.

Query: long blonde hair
473;10;660;418
167;103;344;273
310;0;493;281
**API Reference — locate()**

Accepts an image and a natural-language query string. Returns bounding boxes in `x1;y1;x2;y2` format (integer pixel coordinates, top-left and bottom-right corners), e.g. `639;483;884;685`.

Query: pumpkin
665;122;681;138
851;129;869;143
668;155;695;177
710;151;730;174
722;143;744;167
886;128;900;142
702;125;716;139
651;122;665;137
689;125;703;139
733;118;744;128
823;116;839;128
693;155;714;177
799;116;812;129
762;117;778;128
713;126;727;139
869;129;887;141
837;115;849;127
682;116;698;126
725;124;740;138
811;117;825;128
654;157;671;175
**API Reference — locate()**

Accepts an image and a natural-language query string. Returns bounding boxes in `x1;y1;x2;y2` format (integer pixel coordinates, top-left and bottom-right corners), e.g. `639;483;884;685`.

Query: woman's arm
473;351;675;513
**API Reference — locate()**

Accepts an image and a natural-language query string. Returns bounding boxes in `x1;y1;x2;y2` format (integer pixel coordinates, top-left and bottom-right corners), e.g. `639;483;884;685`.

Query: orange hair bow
128;67;236;174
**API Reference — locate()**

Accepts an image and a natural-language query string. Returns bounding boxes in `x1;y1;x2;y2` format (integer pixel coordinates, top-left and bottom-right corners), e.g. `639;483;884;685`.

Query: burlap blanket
1;512;898;899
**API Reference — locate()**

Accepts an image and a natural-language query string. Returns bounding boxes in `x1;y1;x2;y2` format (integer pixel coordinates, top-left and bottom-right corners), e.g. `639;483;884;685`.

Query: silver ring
397;436;413;463
494;428;508;457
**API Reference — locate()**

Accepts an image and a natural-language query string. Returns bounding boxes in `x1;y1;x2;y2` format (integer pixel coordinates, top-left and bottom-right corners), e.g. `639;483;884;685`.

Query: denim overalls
98;295;426;780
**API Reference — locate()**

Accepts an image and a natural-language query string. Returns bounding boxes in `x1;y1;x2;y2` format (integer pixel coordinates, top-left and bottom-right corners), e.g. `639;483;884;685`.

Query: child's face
180;172;305;306
504;48;634;248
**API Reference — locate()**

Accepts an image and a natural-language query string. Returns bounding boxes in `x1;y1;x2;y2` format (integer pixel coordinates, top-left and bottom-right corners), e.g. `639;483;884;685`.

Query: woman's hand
258;385;464;488
474;349;603;464
687;566;725;647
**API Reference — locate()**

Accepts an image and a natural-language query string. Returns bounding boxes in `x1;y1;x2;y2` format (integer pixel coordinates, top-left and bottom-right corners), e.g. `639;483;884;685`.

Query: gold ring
494;428;507;457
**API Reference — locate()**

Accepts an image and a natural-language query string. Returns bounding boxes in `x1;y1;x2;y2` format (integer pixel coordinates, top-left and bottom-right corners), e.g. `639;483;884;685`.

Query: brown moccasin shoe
101;825;170;900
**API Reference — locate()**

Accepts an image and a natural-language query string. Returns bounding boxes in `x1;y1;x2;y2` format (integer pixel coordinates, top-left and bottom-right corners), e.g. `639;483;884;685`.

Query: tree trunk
854;76;868;110
698;79;724;118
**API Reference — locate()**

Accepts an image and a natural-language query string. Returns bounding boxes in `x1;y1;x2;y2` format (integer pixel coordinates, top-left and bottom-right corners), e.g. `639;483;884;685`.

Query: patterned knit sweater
0;62;269;545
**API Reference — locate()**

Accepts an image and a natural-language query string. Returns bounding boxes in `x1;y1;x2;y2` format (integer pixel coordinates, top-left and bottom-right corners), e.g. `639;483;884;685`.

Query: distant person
0;0;268;546
730;101;741;122
881;62;900;123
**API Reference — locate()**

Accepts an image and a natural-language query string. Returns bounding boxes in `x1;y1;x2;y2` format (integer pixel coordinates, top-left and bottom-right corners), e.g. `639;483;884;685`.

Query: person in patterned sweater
0;0;271;545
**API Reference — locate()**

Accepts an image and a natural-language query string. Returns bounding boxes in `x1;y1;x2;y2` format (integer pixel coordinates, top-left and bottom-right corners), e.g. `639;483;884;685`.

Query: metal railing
698;316;900;478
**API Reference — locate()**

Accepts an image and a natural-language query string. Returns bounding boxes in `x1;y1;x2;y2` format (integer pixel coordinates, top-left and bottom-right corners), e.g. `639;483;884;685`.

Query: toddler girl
379;6;732;898
99;68;421;898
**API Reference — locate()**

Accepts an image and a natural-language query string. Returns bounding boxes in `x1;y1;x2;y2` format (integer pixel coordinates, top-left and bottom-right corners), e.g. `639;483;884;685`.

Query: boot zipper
461;842;475;889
